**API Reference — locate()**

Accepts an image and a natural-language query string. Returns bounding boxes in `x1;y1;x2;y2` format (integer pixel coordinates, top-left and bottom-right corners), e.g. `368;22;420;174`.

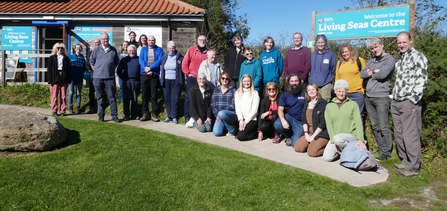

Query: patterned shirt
392;47;428;104
211;86;236;117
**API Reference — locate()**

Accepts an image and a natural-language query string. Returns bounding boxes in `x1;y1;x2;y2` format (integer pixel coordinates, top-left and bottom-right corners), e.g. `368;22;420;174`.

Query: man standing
273;73;306;147
182;35;208;123
283;32;311;82
87;39;100;114
360;38;395;161
89;32;121;123
391;31;428;177
139;35;163;122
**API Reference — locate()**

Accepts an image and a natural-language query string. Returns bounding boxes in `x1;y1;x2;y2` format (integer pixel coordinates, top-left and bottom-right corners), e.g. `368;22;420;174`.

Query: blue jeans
213;110;237;136
93;78;118;119
184;76;197;119
163;79;182;119
273;114;303;147
68;79;83;107
365;96;392;156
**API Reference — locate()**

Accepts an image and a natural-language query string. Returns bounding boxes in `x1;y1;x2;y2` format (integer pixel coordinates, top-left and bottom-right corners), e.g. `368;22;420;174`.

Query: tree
182;0;250;59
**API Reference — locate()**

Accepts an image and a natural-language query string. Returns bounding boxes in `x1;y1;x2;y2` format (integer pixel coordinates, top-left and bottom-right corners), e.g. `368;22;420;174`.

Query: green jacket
324;97;364;142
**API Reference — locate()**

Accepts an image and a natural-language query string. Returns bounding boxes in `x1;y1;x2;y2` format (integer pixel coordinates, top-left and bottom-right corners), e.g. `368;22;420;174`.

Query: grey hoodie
360;53;395;98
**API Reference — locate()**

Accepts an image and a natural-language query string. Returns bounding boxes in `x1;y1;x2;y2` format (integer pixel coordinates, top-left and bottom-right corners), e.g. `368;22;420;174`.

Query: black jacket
224;46;246;80
189;84;214;121
47;54;72;84
301;98;329;140
257;96;279;130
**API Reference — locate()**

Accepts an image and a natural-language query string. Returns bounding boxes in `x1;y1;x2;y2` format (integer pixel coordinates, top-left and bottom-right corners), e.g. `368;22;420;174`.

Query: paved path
20;105;389;187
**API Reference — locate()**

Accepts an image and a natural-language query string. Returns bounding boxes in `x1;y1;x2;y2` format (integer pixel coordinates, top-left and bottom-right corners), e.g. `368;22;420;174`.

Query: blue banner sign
1;26;33;63
73;25;113;49
315;5;410;39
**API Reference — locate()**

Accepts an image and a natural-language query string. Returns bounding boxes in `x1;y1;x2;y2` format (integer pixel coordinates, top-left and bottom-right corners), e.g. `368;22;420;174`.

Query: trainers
376;154;390;161
285;138;292;146
151;113;160;122
273;133;280;142
397;169;419;177
111;118;122;123
185;118;194;128
162;117;171;123
172;118;178;124
392;163;406;170
68;106;73;114
140;113;150;121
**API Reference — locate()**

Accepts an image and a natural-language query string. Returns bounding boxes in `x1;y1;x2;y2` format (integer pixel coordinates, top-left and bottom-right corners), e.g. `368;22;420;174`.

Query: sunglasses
245;53;253;55
267;88;276;91
57;47;65;50
221;77;229;81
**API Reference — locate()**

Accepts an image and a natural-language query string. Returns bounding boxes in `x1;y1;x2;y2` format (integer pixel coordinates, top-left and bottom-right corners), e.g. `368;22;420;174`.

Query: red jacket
181;45;208;78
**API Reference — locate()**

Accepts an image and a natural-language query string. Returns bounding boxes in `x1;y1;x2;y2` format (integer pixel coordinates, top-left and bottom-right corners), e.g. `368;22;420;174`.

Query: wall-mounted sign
1;26;33;63
124;25;163;47
73;25;113;49
315;5;410;39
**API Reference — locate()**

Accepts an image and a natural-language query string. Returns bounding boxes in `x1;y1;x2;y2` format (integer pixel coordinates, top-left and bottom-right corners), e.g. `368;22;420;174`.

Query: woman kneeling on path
257;82;280;142
235;74;260;141
294;83;329;157
322;79;366;161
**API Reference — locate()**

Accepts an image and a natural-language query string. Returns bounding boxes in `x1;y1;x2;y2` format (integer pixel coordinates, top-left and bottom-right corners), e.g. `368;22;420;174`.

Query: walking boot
68;106;73;114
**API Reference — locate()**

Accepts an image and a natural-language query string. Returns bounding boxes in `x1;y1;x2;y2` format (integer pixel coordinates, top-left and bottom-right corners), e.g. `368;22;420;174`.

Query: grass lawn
1;118;447;211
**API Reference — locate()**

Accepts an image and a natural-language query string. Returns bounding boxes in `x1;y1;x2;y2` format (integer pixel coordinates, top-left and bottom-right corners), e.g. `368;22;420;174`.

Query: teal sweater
324;97;364;141
239;58;262;92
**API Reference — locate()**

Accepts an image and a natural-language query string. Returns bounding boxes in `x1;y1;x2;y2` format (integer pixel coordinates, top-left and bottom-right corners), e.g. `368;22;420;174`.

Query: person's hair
120;41;129;52
264;82;279;99
285;73;303;94
397;31;411;41
293;32;303;40
244;47;252;54
339;43;358;63
197;73;207;88
233;34;244;48
197;35;206;42
206;49;216;59
315;34;328;49
263;36;275;48
237;74;255;100
73;43;83;52
334;79;349;91
129;31;136;36
138;34;147;46
219;72;232;85
167;40;176;48
100;32;109;39
367;37;383;48
305;83;322;101
127;45;136;51
52;42;67;55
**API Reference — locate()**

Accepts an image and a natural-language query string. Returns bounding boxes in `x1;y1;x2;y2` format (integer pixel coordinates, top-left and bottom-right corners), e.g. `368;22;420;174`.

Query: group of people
46;30;427;177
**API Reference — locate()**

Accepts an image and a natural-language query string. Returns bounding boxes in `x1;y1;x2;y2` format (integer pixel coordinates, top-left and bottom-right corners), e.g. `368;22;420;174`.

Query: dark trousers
123;79;141;118
88;71;97;109
163;79;182;119
184;76;197;119
237;120;258;141
140;75;159;114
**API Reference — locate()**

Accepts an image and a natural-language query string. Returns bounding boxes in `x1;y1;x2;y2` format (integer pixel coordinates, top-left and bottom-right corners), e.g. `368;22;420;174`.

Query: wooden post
1;50;5;87
409;0;415;40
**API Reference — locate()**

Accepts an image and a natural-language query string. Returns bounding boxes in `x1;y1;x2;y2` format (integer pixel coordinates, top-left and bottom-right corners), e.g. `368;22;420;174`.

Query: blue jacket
339;140;369;169
69;54;87;81
239;58;262;92
159;51;184;87
260;48;283;86
138;45;164;76
310;49;337;87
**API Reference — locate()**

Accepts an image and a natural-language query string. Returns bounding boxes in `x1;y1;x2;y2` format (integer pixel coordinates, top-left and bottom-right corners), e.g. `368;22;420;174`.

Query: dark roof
0;0;205;15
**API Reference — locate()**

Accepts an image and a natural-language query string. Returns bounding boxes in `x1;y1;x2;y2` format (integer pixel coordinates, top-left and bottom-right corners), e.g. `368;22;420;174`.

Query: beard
290;85;302;95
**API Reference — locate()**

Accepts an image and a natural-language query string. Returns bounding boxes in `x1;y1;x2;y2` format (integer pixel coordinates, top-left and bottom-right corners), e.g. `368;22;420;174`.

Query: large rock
0;105;67;151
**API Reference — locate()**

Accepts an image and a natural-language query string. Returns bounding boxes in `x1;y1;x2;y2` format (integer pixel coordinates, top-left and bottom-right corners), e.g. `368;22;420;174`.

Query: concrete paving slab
12;105;389;187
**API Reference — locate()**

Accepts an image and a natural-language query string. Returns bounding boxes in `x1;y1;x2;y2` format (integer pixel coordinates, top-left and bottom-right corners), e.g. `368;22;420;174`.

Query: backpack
357;151;378;171
339;141;379;172
338;57;368;89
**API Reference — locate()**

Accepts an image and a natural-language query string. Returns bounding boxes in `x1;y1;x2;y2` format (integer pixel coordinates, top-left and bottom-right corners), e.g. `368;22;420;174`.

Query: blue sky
235;0;446;45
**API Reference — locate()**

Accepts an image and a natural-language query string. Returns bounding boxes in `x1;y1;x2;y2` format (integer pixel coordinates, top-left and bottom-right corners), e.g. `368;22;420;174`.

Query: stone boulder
0;105;67;151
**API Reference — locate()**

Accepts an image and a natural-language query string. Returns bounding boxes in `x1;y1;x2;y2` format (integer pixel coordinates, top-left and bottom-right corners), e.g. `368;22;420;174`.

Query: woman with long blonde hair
234;74;260;141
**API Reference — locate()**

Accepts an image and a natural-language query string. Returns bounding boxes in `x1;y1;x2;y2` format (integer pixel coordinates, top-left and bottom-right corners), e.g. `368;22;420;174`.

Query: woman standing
322;79;365;162
224;34;246;87
239;47;262;93
211;72;237;136
137;34;148;56
198;49;222;89
160;41;184;124
257;82;280;142
309;34;337;102
294;84;329;157
260;36;283;88
68;44;87;114
47;42;72;116
336;43;366;113
188;73;214;132
118;41;129;103
235;74;260;141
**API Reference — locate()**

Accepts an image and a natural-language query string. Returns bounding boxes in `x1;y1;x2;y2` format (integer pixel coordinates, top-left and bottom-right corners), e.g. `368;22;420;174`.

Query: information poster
1;26;33;63
124;25;162;47
74;25;113;49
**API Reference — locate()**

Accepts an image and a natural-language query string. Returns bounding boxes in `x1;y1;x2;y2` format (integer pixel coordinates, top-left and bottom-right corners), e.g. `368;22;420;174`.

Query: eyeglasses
221;77;229;81
245;53;253;55
267;88;276;91
57;47;65;50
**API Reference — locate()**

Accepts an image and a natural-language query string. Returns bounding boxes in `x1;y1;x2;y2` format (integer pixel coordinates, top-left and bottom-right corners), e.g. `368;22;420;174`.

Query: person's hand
144;66;151;73
258;132;263;141
306;133;313;143
260;112;269;119
373;69;381;73
355;140;366;152
197;119;202;127
216;117;221;122
206;118;212;124
188;73;194;77
239;120;246;131
336;145;342;154
281;119;290;130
